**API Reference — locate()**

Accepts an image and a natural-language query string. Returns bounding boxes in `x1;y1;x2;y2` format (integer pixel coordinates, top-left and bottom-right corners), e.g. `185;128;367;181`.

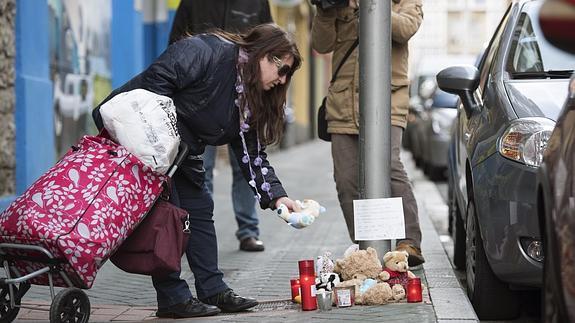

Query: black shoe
156;297;221;318
201;289;258;312
239;237;265;252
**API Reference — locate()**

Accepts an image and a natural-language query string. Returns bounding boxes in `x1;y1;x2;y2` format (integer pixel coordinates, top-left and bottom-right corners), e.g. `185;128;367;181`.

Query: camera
311;0;348;10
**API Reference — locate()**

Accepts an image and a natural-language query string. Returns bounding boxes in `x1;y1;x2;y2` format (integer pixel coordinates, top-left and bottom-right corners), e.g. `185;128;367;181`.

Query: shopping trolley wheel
49;288;90;323
0;285;21;323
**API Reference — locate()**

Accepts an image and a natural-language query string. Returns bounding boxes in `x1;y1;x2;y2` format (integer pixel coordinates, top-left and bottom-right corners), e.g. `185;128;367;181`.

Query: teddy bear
379;250;417;300
333;247;387;281
277;199;326;229
361;281;396;305
332;247;400;305
334;274;396;305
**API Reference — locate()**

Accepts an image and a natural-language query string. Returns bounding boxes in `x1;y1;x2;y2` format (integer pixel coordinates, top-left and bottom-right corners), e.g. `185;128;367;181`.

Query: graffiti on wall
48;0;111;157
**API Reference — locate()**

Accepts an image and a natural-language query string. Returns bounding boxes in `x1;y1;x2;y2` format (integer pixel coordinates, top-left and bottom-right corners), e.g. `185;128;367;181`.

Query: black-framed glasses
272;56;293;77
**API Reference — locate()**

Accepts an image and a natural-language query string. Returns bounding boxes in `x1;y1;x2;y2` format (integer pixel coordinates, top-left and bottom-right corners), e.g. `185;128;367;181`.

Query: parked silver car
439;0;574;320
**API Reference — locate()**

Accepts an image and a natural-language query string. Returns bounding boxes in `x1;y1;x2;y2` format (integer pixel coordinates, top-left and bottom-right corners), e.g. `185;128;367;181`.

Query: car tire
466;199;520;320
449;189;465;269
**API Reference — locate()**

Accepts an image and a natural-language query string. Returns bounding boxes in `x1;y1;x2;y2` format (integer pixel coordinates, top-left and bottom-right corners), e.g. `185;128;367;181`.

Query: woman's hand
275;197;302;212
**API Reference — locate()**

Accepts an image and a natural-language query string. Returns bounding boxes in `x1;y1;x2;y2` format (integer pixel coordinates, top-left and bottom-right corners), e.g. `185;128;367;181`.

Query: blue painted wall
111;0;144;88
1;0;176;212
0;0;55;212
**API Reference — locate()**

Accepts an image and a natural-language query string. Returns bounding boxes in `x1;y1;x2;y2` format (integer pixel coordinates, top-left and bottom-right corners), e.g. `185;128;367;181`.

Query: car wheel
466;199;520;320
449;188;465;269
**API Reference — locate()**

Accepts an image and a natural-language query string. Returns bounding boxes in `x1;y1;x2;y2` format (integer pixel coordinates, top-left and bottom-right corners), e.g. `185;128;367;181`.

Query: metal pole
358;0;392;257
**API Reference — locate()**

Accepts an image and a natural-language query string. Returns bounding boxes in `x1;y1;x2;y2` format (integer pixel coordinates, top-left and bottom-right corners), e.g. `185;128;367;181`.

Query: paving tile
19;142;476;322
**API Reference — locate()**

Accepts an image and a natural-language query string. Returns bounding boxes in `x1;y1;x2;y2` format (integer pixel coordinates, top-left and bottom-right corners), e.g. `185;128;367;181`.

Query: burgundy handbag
111;198;190;277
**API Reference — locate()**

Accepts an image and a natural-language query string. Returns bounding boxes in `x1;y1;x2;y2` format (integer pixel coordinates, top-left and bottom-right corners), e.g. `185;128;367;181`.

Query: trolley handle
167;142;189;178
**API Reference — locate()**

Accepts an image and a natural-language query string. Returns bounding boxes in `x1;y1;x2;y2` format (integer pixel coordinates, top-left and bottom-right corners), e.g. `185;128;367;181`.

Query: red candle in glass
407;277;423;303
298;260;317;311
290;278;300;301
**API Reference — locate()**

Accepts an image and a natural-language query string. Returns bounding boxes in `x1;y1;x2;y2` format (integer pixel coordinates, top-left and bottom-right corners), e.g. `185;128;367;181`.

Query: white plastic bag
100;89;180;174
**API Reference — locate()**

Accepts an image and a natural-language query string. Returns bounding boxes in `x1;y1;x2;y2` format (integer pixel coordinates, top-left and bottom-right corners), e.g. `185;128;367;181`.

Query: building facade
410;0;510;68
0;0;314;212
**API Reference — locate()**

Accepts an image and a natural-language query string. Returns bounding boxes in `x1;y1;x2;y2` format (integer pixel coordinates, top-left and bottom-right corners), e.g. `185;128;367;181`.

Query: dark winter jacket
169;0;273;44
92;34;286;209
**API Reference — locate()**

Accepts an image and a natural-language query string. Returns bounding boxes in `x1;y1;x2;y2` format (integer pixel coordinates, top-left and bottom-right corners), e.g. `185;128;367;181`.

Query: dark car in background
404;55;474;179
438;0;575;320
417;89;459;180
536;0;575;322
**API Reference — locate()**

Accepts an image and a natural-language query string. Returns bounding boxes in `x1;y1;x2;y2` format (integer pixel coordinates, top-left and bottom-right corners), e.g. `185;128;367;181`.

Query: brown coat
311;0;423;133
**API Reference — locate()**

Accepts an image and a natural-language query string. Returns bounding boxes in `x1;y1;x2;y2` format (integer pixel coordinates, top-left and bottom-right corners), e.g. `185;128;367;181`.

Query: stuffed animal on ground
315;272;341;292
316;251;335;275
379;250;417;300
277;199;326;229
335;274;395;305
361;281;396;305
334;247;387;281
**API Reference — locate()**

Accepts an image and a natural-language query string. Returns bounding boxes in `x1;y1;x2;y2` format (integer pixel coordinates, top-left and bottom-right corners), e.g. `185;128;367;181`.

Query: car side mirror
436;65;480;119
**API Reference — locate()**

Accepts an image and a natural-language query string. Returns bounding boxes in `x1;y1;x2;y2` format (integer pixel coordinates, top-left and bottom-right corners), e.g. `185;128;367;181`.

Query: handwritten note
353;197;405;241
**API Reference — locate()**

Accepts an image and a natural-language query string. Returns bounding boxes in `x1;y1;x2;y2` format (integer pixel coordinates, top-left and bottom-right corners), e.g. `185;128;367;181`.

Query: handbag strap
330;38;359;84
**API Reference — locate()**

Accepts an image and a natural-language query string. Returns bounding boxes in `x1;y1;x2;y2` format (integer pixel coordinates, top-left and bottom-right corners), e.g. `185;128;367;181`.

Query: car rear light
498;117;555;167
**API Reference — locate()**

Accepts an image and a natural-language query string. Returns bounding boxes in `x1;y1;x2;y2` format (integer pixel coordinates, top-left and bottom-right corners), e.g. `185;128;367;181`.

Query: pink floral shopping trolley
0;135;188;323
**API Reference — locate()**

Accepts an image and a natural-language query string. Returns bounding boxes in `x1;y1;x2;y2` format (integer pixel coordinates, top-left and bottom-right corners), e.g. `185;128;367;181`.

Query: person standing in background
311;0;426;267
169;0;273;252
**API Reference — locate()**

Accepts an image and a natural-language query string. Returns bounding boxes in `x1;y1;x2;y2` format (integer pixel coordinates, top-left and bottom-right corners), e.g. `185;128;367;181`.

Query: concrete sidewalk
16;139;478;322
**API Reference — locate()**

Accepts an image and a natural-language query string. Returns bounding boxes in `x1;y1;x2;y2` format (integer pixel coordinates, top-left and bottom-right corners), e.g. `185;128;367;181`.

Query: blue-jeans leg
202;145;217;195
228;145;259;241
202;145;259;241
152;175;229;308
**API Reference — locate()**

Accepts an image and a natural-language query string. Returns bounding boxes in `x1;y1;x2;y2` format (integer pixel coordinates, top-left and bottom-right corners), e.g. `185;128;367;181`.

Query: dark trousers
152;174;229;309
331;126;422;247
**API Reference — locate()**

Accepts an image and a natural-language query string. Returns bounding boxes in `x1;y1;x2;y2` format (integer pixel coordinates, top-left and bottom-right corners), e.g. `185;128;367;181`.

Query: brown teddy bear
334;247;387;281
379;250;417;300
334;275;396;305
333;247;398;305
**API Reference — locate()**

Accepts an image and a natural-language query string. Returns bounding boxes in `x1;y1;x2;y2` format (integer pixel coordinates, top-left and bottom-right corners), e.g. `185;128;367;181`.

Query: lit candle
298;260;317;311
290;278;300;302
407;277;423;303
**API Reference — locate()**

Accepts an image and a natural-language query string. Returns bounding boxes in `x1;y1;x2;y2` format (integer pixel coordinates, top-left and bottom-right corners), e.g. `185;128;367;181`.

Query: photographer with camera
311;0;426;267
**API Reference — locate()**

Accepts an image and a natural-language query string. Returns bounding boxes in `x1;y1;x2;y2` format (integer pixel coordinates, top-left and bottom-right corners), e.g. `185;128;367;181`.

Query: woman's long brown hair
214;24;302;146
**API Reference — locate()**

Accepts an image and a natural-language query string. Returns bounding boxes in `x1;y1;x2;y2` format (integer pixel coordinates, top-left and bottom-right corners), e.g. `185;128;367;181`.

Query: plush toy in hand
277;199;326;229
379;250;417;300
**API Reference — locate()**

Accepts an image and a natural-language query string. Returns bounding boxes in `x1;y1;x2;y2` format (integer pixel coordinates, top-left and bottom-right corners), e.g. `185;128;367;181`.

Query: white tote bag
99;89;180;174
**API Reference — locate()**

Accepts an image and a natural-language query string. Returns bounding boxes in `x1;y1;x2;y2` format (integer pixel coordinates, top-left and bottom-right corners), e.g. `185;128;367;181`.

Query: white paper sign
353;197;405;240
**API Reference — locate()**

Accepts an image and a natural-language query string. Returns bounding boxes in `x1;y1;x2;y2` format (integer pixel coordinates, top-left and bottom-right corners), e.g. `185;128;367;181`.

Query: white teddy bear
277;199;326;229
